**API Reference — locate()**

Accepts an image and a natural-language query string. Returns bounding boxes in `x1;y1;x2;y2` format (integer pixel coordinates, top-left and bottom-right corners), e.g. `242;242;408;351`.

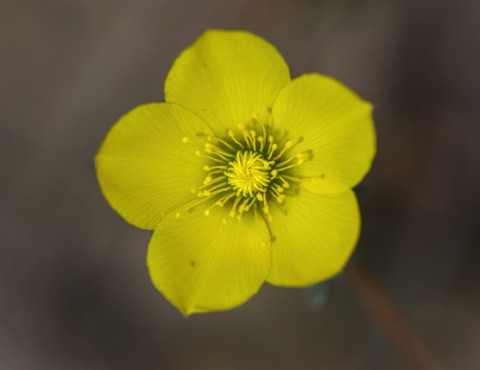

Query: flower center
184;117;311;221
225;151;271;198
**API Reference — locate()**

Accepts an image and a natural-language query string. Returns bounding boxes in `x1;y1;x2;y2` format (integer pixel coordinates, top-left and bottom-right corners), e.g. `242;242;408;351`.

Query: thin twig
348;265;444;370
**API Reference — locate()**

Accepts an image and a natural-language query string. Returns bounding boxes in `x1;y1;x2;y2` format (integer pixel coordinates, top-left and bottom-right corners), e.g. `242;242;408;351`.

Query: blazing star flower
95;30;376;315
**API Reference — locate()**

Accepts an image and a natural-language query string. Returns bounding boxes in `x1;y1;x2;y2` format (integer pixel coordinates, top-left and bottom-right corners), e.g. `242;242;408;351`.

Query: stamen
272;140;292;160
197;182;230;197
202;175;224;187
281;174;304;183
192;120;310;222
240;128;256;151
277;175;291;188
229;196;242;218
262;197;272;222
271;184;286;204
266;136;277;160
250;130;257;151
214;137;235;151
228;130;245;149
257;136;265;153
216;193;235;207
204;143;233;161
274;154;297;169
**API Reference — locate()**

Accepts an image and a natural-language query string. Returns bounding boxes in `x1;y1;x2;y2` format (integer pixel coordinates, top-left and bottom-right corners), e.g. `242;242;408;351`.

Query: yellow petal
147;203;271;315
95;103;213;230
165;29;290;136
266;189;360;286
272;73;376;194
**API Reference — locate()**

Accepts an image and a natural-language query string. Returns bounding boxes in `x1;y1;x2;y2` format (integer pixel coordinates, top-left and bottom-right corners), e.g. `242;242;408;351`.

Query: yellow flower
95;30;376;315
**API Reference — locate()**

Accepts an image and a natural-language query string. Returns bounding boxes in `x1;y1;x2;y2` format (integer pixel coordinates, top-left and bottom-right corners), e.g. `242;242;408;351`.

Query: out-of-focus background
2;0;479;369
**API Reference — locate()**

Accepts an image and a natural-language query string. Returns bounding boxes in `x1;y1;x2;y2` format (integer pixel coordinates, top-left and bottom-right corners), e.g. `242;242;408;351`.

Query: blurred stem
348;265;444;370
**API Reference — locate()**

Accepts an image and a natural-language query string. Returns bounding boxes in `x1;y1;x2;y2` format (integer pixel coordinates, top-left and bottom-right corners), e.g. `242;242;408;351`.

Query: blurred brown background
1;0;479;369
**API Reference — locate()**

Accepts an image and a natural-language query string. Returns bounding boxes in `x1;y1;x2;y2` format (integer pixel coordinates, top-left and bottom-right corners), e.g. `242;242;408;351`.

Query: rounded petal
95;103;213;230
266;189;360;286
272;74;376;194
147;203;271;315
165;29;290;136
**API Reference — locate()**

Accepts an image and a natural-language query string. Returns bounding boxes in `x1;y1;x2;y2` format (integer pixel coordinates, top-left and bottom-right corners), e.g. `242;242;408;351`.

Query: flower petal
266;189;360;286
165;29;290;136
272;73;376;194
147;203;271;315
95;103;213;230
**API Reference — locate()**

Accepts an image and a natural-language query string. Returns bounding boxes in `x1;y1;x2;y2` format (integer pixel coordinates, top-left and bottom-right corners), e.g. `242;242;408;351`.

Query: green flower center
187;117;311;221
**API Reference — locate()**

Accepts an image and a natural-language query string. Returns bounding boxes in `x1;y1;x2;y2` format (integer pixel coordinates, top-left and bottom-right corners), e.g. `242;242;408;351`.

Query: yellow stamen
193;120;310;223
225;151;271;198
